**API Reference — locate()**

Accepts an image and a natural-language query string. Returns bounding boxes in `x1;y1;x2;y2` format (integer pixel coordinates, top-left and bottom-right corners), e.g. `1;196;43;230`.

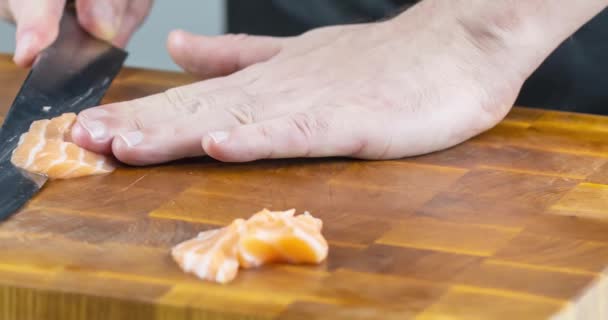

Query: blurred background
0;1;226;71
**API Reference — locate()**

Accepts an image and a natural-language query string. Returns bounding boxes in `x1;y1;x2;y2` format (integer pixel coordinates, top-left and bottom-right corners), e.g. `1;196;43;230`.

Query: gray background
0;1;226;71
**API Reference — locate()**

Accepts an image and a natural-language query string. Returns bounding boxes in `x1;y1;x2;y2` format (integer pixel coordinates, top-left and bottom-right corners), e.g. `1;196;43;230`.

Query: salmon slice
11;113;116;179
172;220;245;284
171;209;329;284
237;209;328;268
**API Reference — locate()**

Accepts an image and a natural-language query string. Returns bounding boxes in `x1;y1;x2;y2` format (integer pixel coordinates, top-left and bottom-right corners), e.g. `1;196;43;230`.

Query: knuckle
254;123;275;159
164;87;189;108
227;103;256;125
255;123;272;140
226;88;262;125
286;112;326;158
121;101;151;131
289;112;327;141
290;113;315;140
125;107;146;131
164;87;209;115
128;116;146;131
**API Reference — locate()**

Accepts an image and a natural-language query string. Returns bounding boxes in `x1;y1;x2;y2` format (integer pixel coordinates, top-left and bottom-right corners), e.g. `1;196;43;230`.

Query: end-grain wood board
0;54;607;320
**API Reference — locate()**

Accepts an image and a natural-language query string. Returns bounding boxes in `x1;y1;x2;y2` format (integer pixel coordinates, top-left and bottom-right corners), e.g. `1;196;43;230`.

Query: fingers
110;0;153;47
77;0;152;47
8;0;151;67
202;111;369;163
76;0;127;43
70;84;218;156
167;30;285;79
9;0;66;67
70;78;288;165
70;76;230;155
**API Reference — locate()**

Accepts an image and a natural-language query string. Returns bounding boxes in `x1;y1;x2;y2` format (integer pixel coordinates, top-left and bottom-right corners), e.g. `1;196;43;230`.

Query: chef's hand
0;0;152;67
70;0;607;165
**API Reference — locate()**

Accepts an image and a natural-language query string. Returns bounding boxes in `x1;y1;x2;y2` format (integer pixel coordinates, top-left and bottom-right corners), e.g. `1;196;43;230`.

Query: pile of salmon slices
171;209;329;284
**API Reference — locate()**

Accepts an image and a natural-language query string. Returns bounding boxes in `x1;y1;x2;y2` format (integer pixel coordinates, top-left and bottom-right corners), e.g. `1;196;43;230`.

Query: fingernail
92;2;121;40
169;29;187;47
119;131;144;148
81;120;109;141
208;131;230;144
14;33;37;65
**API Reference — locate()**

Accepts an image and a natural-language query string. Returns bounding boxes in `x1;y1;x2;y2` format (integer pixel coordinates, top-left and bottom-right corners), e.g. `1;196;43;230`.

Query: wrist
389;0;608;81
454;0;607;77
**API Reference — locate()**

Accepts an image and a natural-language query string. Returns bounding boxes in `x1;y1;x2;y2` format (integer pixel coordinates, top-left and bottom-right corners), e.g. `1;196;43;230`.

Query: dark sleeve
227;0;409;36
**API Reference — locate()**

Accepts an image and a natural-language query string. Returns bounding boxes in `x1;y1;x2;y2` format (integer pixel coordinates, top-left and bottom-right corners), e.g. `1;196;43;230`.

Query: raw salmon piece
10;113;116;179
171;220;245;284
237;209;328;269
171;209;328;284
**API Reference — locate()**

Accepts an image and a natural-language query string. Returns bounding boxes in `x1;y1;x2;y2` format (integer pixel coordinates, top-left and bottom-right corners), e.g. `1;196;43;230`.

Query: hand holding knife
0;3;127;222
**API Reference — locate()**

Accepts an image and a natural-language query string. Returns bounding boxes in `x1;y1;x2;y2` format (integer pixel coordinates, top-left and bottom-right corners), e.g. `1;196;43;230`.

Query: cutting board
0;54;607;320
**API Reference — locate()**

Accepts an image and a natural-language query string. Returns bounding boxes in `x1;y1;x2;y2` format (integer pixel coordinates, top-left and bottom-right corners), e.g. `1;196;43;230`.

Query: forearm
391;0;608;79
459;0;606;70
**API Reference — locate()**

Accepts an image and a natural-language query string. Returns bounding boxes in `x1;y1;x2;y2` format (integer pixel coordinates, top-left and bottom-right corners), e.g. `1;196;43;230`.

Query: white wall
0;1;226;71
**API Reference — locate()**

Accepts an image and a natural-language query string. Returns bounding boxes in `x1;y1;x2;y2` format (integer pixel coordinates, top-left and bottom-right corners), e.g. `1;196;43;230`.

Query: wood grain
0;54;607;319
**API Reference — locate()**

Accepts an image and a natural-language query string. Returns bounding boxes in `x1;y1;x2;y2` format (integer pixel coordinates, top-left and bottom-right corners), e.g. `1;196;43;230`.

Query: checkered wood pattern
0;55;607;320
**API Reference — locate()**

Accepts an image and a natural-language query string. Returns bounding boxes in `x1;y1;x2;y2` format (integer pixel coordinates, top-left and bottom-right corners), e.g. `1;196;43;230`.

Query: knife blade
0;8;127;222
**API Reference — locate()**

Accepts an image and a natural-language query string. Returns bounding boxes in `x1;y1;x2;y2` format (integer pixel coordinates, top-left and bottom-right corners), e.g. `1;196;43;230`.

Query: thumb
167;30;286;79
10;0;66;67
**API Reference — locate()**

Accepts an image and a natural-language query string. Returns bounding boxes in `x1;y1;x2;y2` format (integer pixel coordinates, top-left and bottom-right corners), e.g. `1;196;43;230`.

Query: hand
69;0;604;166
0;0;153;67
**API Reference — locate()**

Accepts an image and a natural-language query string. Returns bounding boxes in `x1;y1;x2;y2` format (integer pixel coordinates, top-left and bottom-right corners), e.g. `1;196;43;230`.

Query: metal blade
0;9;127;222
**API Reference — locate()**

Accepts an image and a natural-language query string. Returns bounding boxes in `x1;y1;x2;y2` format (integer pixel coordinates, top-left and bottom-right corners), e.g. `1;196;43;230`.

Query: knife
0;5;127;222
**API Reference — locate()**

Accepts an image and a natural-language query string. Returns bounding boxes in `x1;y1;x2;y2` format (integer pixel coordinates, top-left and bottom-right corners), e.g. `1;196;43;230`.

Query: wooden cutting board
0;54;607;320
